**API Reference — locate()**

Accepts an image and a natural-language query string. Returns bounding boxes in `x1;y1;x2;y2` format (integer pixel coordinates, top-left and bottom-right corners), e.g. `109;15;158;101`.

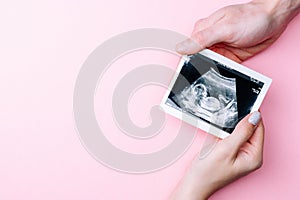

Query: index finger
248;119;265;155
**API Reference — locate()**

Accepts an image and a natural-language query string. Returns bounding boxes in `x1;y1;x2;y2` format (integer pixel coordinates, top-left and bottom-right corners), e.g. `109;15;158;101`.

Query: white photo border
160;49;272;138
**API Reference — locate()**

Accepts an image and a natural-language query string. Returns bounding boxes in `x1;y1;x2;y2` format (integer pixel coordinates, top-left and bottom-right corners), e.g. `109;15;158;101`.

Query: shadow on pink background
1;0;300;199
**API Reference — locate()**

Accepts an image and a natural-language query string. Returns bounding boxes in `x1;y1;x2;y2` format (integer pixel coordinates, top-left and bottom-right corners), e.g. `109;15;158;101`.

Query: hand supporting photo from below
161;49;272;138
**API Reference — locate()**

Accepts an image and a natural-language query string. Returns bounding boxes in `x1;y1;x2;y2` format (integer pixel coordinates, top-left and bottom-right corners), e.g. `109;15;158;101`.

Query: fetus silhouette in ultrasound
174;68;238;128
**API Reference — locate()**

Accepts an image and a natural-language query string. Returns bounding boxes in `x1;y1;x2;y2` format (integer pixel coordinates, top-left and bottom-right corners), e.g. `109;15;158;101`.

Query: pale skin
171;0;300;199
170;113;264;200
176;0;300;63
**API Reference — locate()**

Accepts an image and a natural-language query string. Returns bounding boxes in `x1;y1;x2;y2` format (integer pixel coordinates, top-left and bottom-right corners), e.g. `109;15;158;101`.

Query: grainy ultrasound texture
173;68;238;128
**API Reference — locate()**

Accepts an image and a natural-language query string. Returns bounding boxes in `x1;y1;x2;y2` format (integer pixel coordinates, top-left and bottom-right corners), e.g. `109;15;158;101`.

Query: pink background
1;0;300;199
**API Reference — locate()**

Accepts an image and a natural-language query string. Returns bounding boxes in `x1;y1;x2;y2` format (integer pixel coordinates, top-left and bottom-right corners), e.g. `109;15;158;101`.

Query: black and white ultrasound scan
161;49;272;138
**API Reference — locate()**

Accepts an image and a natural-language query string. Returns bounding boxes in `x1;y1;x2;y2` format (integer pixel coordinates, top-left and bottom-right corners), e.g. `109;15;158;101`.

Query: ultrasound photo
164;52;267;134
173;67;238;129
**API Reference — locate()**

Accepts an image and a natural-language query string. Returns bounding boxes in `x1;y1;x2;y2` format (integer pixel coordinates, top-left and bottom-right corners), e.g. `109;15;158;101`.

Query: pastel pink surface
0;0;300;199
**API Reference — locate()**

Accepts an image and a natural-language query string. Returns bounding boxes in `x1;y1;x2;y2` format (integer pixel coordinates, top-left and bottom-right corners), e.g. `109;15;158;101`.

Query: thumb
223;111;262;152
176;25;225;54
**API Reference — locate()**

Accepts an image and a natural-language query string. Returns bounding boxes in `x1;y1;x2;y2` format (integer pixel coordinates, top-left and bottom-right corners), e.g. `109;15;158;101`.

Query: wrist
183;170;217;200
170;171;214;200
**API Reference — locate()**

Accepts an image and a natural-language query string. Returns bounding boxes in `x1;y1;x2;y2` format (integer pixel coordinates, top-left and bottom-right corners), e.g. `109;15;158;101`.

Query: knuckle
194;19;204;30
256;157;264;169
249;157;263;171
191;31;205;45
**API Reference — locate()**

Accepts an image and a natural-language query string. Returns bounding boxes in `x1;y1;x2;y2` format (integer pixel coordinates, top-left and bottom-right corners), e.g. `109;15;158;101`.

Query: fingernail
176;39;201;53
248;111;261;126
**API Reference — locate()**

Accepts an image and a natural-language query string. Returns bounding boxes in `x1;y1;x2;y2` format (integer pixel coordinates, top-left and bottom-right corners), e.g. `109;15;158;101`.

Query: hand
170;112;264;200
176;0;300;63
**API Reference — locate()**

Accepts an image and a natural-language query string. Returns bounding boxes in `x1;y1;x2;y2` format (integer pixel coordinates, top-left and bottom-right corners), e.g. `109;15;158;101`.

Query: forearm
253;0;300;23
